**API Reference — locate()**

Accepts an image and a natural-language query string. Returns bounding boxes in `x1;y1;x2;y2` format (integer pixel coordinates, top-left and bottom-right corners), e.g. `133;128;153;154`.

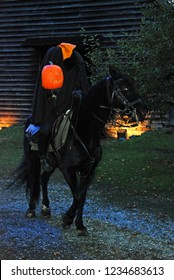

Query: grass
0;125;24;176
96;131;174;195
0;125;173;195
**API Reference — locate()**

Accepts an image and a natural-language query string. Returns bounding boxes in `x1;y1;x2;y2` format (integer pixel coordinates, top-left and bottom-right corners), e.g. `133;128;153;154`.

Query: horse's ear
109;65;122;79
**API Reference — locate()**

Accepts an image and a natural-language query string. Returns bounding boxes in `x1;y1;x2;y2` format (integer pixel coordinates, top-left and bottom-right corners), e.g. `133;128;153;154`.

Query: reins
51;95;95;165
69;120;95;163
52;75;143;163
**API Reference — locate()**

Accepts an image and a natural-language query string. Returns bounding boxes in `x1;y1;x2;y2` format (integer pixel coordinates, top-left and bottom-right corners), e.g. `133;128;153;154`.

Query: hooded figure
31;43;90;125
27;43;90;171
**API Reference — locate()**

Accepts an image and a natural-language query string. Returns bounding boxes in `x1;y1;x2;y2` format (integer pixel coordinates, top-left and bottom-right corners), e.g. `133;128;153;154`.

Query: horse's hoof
62;214;73;229
77;228;89;237
41;208;51;218
62;224;71;230
41;205;51;218
25;209;36;218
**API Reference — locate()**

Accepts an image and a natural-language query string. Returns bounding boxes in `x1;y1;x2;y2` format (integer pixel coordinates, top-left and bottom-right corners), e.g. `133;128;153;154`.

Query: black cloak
31;46;90;125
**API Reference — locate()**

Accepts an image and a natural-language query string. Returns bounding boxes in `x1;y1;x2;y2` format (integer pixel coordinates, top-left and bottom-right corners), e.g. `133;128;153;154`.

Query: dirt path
0;179;174;260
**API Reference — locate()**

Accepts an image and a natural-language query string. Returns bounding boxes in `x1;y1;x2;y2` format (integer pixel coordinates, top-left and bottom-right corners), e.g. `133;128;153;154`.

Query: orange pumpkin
41;64;64;89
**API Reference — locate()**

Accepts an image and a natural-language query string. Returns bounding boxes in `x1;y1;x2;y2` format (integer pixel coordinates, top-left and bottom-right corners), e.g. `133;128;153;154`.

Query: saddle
52;109;73;151
30;110;73;152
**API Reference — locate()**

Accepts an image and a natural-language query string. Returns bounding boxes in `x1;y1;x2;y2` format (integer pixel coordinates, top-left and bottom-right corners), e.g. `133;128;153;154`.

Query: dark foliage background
84;3;174;114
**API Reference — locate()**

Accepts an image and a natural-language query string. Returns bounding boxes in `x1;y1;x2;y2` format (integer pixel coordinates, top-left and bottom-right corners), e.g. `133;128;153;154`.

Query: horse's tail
12;147;41;204
13;156;28;187
8;116;41;205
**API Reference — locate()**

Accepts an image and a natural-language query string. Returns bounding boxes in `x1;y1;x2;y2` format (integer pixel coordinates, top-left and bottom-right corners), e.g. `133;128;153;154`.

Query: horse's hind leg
40;169;55;218
26;152;41;218
26;188;37;218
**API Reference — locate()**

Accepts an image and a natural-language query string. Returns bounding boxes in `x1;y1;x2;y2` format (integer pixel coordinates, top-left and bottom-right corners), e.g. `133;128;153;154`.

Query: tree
117;2;174;112
84;2;174;113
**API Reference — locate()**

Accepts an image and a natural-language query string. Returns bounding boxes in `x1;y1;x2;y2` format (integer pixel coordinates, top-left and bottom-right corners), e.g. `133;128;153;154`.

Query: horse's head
109;66;148;123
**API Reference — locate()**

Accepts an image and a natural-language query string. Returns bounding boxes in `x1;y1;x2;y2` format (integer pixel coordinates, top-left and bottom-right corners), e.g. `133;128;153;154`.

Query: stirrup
40;158;52;173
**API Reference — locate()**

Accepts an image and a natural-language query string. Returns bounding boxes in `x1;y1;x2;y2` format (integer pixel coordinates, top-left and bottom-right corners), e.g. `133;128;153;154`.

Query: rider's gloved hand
25;124;40;136
72;89;83;99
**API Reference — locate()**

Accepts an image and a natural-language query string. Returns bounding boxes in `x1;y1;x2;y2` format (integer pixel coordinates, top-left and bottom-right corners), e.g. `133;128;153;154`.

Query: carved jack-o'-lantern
41;64;64;89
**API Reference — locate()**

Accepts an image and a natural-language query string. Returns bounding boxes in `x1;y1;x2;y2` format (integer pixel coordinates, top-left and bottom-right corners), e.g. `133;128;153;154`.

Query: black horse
15;66;148;236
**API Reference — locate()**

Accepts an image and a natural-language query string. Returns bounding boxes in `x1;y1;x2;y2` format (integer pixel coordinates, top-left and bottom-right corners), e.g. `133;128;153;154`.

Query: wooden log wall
0;0;155;125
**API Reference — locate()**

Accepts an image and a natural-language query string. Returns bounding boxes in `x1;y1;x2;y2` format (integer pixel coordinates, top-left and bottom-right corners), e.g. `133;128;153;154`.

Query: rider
26;42;90;171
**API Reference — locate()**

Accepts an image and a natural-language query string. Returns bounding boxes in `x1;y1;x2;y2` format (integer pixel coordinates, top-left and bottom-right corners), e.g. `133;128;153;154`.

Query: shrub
117;3;174;112
83;2;174;113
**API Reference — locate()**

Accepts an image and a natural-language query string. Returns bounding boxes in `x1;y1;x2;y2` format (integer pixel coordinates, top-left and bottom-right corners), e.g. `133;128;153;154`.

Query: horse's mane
73;77;109;140
81;77;108;116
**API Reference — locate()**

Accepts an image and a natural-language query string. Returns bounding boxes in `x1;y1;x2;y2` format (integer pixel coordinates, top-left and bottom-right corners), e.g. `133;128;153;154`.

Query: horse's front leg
40;168;55;218
61;170;78;228
63;190;87;234
75;168;96;236
62;167;95;236
74;189;88;236
62;198;78;228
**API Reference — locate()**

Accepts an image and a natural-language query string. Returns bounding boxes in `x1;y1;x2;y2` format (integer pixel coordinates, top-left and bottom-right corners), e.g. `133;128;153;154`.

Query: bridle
94;76;143;126
52;76;144;168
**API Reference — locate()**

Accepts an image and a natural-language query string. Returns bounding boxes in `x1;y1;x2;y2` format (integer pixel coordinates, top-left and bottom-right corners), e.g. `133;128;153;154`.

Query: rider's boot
38;133;52;173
